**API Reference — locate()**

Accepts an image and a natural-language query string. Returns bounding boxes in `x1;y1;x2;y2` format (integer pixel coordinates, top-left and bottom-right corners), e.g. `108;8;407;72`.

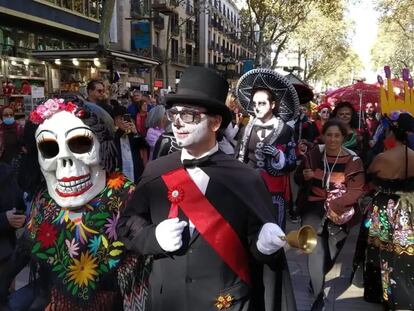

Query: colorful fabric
367;188;414;309
27;172;135;303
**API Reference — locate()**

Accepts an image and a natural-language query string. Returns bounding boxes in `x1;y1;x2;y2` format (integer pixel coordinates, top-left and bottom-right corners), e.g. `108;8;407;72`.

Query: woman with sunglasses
311;103;331;144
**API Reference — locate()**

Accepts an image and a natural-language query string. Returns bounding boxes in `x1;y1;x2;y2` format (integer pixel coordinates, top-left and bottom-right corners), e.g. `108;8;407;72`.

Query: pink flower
36;105;47;115
65;238;80;258
43;99;55;109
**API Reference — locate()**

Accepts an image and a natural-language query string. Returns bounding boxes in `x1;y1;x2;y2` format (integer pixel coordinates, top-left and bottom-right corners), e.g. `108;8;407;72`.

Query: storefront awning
31;48;161;66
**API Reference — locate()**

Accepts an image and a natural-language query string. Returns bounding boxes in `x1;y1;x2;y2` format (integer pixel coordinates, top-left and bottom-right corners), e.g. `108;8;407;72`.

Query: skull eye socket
38;140;59;159
67;135;93;154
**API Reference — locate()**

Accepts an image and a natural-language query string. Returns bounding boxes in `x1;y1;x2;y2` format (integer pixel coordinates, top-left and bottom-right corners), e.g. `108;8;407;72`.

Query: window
43;0;102;19
171;39;178;60
171;13;179;36
155;32;160;48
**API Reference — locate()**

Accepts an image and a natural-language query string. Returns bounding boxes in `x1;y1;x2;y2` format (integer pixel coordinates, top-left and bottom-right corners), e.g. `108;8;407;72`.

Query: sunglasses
166;108;208;124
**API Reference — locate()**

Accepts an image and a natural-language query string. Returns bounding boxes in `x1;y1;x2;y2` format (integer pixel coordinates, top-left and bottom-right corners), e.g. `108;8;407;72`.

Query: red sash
161;168;251;285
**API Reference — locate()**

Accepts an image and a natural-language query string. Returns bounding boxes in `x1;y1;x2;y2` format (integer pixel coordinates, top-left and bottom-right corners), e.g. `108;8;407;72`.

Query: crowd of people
0;67;413;311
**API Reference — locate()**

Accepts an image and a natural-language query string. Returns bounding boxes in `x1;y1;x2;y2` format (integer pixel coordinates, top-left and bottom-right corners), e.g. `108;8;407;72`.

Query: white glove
155;218;188;252
257;223;286;255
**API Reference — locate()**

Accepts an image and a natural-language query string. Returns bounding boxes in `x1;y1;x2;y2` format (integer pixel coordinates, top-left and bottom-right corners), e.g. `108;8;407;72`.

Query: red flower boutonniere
167;187;184;218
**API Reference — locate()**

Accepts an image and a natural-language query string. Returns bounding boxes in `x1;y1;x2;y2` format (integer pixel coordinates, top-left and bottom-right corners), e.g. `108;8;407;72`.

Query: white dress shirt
180;143;219;235
255;116;280;141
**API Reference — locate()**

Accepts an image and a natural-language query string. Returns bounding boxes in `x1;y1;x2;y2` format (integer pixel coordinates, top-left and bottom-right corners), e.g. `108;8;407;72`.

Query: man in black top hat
117;66;296;311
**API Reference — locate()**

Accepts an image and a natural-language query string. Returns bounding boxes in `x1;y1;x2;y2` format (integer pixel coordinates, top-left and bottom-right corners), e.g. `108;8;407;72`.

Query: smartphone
14;208;25;215
123;113;132;122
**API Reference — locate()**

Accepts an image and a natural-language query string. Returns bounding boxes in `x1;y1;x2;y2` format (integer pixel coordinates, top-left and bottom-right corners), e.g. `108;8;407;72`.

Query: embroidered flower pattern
29;174;135;301
68;252;99;287
37;222;58;248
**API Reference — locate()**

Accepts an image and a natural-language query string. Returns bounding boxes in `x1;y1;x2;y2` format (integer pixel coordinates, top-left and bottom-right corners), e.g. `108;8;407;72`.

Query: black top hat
165;66;232;128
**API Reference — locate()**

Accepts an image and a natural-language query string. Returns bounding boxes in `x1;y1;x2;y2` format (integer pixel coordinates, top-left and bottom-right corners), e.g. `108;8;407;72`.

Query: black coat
118;151;297;311
0;162;25;261
114;129;148;183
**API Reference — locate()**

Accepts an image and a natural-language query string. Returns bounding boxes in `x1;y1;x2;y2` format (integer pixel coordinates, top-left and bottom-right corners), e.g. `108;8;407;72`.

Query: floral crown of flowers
29;98;89;124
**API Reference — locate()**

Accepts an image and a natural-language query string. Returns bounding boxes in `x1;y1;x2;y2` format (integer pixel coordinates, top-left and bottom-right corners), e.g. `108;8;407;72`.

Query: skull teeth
56;179;92;194
58;176;91;188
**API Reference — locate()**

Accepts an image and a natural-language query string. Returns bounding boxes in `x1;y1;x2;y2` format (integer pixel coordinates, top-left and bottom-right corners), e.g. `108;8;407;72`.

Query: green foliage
371;0;414;74
287;2;362;86
240;0;348;72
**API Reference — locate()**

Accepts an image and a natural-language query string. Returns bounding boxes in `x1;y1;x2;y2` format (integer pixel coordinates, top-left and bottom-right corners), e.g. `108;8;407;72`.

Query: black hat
236;68;299;122
165;66;232;128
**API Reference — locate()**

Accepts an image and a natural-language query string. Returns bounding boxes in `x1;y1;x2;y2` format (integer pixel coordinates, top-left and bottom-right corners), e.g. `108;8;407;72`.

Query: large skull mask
35;111;106;209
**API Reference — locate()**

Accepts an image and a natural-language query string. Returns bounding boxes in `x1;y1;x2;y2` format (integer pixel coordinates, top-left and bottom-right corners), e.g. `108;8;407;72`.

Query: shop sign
32;86;45;98
154;80;163;88
140;84;149;92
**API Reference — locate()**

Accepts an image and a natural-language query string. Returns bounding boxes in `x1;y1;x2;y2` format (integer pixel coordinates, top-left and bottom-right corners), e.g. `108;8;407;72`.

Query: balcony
153;14;165;30
208;41;215;50
171;25;180;36
152;0;177;14
153;46;166;60
185;55;193;65
186;32;195;42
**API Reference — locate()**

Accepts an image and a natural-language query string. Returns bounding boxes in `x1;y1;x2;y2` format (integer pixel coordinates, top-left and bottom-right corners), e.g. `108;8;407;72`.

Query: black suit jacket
118;151;297;311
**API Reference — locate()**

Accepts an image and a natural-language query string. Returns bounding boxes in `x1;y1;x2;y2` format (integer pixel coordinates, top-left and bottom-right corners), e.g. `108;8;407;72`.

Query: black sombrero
236;68;300;122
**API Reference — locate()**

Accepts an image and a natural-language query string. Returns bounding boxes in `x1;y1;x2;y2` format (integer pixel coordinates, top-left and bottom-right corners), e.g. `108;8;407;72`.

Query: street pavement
285;218;382;311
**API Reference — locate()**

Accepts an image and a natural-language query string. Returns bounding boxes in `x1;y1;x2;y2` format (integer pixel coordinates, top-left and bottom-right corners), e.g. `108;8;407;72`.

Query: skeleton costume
236;69;299;228
0;99;148;311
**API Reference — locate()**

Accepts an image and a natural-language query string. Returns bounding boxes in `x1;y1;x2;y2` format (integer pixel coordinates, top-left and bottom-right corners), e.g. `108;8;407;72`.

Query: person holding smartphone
113;104;149;183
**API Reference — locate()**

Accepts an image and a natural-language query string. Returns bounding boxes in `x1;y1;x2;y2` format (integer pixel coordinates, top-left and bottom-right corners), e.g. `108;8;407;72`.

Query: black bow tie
182;155;211;168
254;125;273;139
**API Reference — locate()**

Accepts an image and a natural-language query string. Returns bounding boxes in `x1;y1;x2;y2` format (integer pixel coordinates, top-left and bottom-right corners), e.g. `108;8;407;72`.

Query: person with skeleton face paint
0;98;147;311
118;66;297;311
236;69;299;230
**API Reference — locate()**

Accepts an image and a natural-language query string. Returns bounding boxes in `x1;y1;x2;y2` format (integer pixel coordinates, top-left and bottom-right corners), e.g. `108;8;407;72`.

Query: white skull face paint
252;90;274;120
171;105;210;148
35;111;106;209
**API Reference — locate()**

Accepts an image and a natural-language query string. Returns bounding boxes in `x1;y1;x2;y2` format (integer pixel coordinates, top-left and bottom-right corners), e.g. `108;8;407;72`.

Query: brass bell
280;225;317;254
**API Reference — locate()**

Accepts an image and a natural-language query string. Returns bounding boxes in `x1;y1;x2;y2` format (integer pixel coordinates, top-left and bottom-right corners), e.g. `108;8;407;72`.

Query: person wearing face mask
0;106;24;165
117;66;296;311
235;69;299;230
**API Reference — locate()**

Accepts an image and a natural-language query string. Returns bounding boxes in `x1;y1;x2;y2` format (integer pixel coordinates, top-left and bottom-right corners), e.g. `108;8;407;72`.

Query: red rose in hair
65;102;78;113
29;110;44;124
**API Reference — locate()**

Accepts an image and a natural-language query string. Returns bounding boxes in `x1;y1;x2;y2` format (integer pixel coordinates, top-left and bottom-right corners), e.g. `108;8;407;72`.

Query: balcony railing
152;0;177;14
153;46;165;60
171;25;180;36
185;55;193;65
186;32;195;42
